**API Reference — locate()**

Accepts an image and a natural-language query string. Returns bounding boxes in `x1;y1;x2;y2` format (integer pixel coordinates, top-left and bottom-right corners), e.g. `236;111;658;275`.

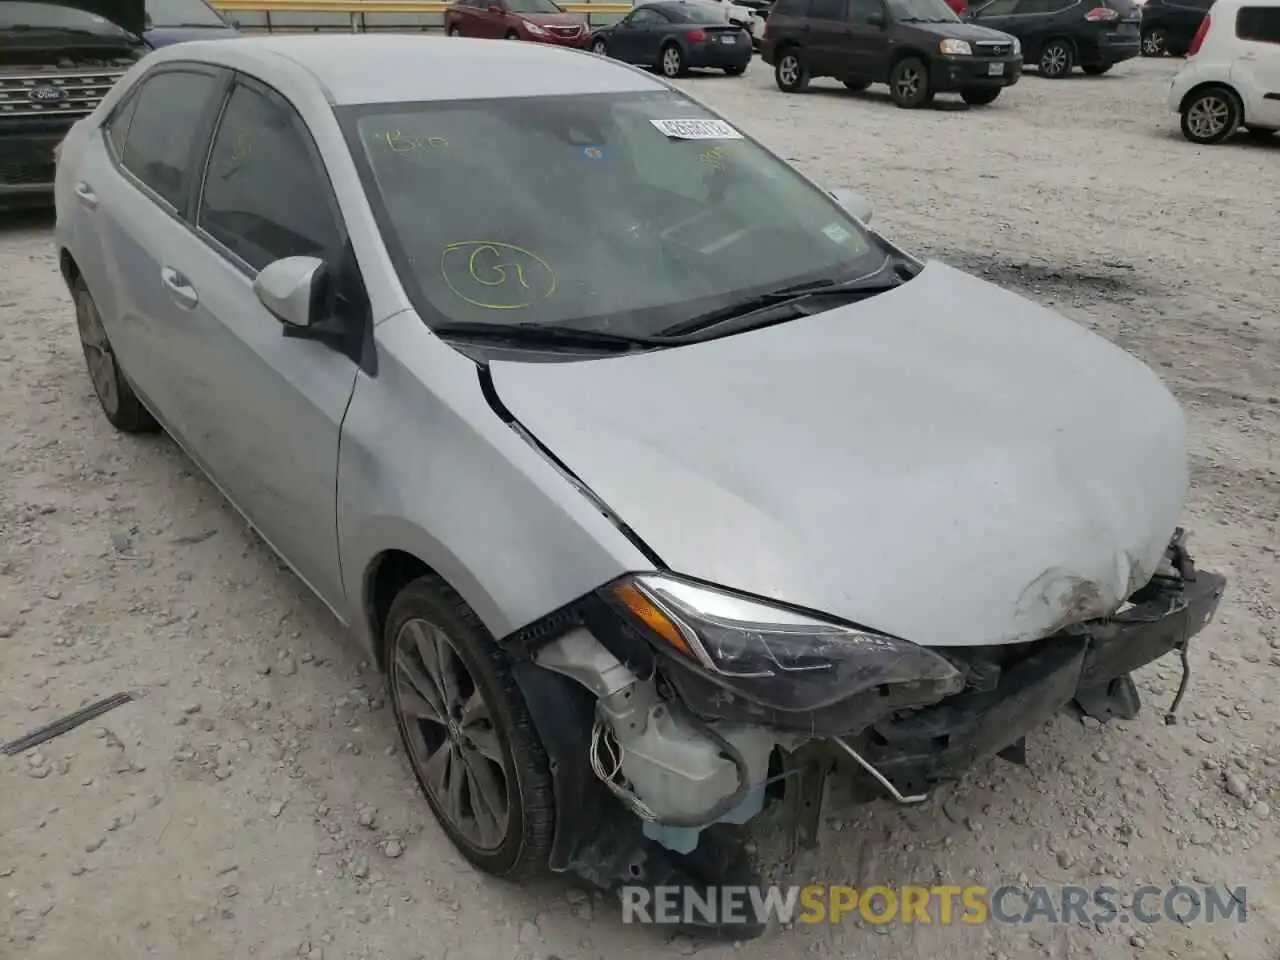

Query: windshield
888;0;960;20
145;0;227;26
341;92;886;339
0;2;129;33
506;0;563;13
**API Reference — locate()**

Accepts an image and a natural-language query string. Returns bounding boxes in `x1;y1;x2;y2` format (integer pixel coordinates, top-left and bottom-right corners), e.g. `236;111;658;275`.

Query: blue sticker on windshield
582;146;604;160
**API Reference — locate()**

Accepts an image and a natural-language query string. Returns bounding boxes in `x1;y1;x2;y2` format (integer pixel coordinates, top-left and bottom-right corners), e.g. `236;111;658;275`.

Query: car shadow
1149;126;1280;149
803;84;976;111
0;208;55;233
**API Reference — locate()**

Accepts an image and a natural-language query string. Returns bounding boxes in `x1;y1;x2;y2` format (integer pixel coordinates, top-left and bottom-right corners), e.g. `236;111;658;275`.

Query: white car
685;0;766;44
1168;0;1280;143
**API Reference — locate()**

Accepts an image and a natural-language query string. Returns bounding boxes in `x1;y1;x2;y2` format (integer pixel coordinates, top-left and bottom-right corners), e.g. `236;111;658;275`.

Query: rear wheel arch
59;248;82;289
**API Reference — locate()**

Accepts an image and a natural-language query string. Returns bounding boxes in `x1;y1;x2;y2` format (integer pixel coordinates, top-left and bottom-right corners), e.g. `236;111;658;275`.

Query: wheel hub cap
1188;97;1229;137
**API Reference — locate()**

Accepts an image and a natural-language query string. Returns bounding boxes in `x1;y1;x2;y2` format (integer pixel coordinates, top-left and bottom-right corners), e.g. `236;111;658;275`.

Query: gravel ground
1;54;1278;960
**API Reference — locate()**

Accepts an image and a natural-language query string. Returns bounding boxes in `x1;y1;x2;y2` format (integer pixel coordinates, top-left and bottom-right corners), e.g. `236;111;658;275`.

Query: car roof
144;34;666;106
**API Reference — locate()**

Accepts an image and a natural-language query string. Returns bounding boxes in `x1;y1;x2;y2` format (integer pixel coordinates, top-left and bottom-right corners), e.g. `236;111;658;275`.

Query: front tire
590;37;609;55
504;30;520;39
723;63;746;75
1140;26;1165;56
447;24;462;36
1180;86;1241;144
661;42;687;77
1039;38;1075;77
387;575;554;879
961;87;1001;105
73;278;158;434
773;46;809;92
888;56;933;108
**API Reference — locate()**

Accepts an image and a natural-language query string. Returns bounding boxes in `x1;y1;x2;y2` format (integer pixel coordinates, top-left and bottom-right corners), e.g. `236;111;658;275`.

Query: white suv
1168;0;1280;143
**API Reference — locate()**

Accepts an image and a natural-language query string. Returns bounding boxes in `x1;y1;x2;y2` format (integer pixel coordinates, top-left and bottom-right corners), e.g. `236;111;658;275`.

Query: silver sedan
54;31;1223;935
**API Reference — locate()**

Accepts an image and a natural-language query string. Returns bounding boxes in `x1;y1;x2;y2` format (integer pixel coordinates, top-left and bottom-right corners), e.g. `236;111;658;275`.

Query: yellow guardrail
212;0;634;13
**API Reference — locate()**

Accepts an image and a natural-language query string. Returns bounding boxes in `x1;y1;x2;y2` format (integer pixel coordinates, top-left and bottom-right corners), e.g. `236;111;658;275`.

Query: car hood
26;0;146;35
145;23;240;46
489;261;1189;649
522;12;587;24
909;19;1014;42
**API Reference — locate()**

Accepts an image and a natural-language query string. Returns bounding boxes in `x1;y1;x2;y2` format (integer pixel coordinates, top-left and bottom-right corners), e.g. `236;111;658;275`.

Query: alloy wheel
1141;28;1164;55
392;618;510;850
778;54;801;87
592;39;607;54
894;65;921;100
1185;95;1231;140
75;290;119;416
662;46;682;76
1041;43;1069;76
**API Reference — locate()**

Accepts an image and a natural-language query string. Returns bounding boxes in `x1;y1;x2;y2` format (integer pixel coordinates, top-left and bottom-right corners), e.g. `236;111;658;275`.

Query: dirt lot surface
2;54;1278;960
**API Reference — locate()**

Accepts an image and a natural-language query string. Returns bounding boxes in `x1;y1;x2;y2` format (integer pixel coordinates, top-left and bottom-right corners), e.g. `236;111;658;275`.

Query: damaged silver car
52;32;1225;939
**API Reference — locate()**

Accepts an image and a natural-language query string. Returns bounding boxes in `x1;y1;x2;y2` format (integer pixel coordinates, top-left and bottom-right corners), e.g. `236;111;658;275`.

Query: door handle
160;267;199;310
74;182;99;210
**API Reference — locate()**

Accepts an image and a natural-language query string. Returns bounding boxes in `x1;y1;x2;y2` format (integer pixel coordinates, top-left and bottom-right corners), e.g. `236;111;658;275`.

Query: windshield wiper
656;258;916;339
432;321;674;352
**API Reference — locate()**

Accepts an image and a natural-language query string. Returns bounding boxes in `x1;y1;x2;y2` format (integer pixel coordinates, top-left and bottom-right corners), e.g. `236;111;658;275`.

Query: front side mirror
488;4;504;13
867;11;886;26
828;186;874;224
253;256;328;328
229;16;242;28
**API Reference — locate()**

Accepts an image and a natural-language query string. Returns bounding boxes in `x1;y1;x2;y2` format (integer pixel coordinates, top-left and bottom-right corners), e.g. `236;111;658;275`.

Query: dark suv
1;1;148;211
1138;0;1213;55
966;0;1141;76
760;0;1023;108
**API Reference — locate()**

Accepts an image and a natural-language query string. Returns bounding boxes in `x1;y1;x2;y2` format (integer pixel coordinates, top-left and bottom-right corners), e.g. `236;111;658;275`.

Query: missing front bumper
796;546;1226;807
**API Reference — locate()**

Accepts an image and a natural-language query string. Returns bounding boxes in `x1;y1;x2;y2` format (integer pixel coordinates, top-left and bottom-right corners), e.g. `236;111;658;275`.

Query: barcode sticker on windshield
650;118;743;141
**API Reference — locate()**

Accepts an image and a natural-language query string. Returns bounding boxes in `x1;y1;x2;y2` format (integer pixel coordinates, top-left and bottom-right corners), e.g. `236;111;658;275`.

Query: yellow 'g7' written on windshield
376;130;449;153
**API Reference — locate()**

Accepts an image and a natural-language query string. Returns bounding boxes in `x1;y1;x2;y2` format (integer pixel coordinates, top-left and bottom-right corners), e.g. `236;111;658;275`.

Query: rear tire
1081;63;1112;75
72;278;158;434
661;41;687;77
447;24;462;36
1180;85;1241;144
888;56;933;108
961;87;1001;105
773;46;809;92
842;79;871;91
1038;38;1074;77
1140;26;1165;56
386;575;555;880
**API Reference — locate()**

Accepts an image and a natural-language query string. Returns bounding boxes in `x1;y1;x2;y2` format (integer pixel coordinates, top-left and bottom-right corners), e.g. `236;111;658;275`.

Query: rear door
1232;4;1280;125
81;63;229;430
843;0;893;79
1006;0;1078;55
968;0;1023;36
806;0;852;72
172;73;361;607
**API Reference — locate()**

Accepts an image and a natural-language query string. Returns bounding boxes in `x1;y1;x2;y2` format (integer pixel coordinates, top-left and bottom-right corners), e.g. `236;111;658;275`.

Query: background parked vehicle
142;0;241;46
445;0;590;44
1168;0;1280;142
0;0;148;212
760;0;1022;107
589;1;753;75
1140;0;1213;54
966;0;1142;76
689;0;769;45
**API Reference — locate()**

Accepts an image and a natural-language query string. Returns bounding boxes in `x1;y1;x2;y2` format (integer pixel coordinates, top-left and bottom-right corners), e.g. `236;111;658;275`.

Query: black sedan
589;0;753;77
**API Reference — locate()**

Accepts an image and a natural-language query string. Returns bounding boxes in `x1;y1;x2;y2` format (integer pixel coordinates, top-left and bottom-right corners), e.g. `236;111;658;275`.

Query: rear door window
119;68;223;210
1236;5;1280;41
975;0;1020;15
770;0;812;14
810;0;848;18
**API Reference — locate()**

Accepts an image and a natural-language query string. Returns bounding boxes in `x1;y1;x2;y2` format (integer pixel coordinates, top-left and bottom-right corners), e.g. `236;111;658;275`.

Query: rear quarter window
770;0;811;15
1236;5;1280;41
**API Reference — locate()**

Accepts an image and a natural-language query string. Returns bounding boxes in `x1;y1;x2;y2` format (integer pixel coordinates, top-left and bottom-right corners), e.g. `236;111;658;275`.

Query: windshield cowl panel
339;91;890;356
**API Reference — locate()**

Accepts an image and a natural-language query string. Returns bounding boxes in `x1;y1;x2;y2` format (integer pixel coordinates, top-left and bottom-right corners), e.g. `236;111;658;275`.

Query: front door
1233;4;1280;126
805;0;853;73
968;0;1022;37
163;74;361;609
843;0;893;80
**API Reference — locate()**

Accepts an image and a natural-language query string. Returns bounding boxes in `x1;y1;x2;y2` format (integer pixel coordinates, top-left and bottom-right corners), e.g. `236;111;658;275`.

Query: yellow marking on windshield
377;130;450;153
230;131;252;162
440;241;557;310
697;144;735;172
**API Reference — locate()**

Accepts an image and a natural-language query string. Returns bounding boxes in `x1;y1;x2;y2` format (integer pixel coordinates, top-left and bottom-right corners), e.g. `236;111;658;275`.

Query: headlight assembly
601;573;964;711
940;38;973;55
